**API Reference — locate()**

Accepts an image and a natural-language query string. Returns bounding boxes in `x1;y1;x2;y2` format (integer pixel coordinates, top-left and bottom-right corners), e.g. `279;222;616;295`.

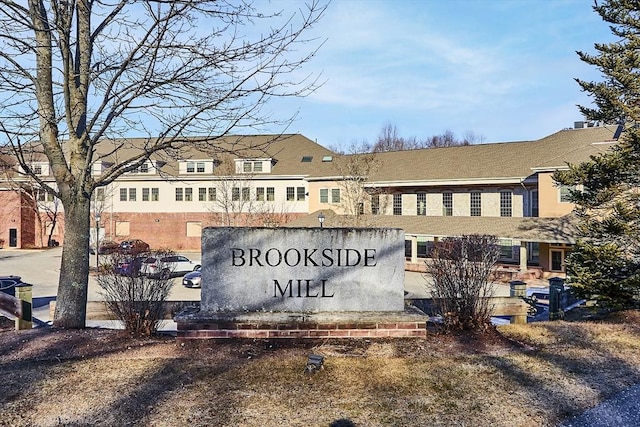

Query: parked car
115;256;146;277
96;240;120;255
140;255;201;279
182;270;202;288
119;239;150;255
0;275;28;297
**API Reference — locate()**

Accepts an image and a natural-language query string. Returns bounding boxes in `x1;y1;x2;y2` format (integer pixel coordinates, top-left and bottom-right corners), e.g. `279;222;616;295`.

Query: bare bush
427;235;500;331
96;251;174;337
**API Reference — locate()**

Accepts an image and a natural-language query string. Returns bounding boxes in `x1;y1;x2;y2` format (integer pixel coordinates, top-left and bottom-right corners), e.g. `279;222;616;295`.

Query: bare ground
1;311;639;427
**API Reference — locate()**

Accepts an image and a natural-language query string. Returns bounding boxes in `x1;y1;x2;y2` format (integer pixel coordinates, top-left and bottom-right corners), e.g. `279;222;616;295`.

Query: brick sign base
175;307;427;340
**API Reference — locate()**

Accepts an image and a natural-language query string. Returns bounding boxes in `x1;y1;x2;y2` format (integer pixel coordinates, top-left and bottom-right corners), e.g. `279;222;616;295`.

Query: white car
140;255;201;279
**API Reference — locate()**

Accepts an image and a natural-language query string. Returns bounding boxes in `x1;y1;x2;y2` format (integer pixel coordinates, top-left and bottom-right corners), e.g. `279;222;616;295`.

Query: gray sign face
200;227;405;312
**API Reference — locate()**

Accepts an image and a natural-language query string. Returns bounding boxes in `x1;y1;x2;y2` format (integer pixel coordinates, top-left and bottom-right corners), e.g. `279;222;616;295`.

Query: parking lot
0;247;202;324
1;247;513;325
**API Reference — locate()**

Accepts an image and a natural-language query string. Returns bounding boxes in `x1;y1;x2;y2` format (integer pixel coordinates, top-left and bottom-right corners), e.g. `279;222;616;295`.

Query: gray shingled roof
335;126;619;183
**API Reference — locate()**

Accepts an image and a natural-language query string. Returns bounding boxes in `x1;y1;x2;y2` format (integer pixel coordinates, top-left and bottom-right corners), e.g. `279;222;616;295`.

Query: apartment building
0;124;619;276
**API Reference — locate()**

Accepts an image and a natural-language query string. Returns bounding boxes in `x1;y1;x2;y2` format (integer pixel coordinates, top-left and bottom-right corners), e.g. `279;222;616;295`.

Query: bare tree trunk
53;197;91;328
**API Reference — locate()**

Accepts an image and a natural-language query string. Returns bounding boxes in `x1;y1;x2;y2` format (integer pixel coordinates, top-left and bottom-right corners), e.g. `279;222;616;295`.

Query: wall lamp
317;212;325;228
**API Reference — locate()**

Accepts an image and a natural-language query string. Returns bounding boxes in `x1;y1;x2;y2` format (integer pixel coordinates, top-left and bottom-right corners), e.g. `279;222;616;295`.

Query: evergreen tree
554;0;640;309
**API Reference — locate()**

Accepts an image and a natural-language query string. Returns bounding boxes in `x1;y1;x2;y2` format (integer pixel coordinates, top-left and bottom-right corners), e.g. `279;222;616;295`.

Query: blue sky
266;0;616;150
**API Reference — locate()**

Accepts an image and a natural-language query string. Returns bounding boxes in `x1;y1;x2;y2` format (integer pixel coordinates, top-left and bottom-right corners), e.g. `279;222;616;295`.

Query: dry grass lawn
1;310;639;427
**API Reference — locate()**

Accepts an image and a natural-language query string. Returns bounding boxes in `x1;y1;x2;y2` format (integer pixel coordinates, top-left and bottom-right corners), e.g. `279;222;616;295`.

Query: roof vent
301;156;313;162
322;156;333;162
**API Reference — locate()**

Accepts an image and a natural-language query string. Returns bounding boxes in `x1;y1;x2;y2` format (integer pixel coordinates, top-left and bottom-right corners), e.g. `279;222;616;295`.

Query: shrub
96;251;174;336
426;235;500;332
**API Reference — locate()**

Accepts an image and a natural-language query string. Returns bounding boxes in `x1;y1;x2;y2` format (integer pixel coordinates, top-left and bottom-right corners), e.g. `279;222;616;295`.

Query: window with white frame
371;194;380;215
120;188;127;202
142;188;149;201
151;188;159;201
128;188;136;202
242;187;250;201
266;187;275;201
208;187;215;201
253;161;263;172
95;188;105;202
320;188;329;203
232;187;240;201
286;187;295;201
331;188;341;203
470;191;481;216
559;185;575;203
500;191;512;217
296;187;306;201
256;187;265;201
442;192;453;216
175;188;183;201
198;188;206;201
393;194;402;215
184;188;193;201
417;193;426;216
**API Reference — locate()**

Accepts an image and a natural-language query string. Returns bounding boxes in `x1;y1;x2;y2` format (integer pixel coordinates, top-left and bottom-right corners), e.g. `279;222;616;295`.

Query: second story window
371;194;380;215
417;193;426;216
500;191;512;217
286;187;295;201
175;188;183;201
297;187;306;201
320;188;328;203
442;192;453;216
559;185;575;203
470;192;481;216
393;194;402;215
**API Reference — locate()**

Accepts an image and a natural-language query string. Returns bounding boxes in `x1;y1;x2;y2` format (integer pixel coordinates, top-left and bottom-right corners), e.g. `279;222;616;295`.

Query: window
198;188;207;202
358;202;364;215
371;194;380;215
243;162;252;173
559;185;575;203
175;188;183;201
470;192;481;216
301;156;313;162
286;187;295;201
184;188;193;201
551;250;564;271
253;161;263;172
417;193;426;216
242;187;250;201
33;164;42;175
196;162;205;173
232;187;240;201
320;188;328;203
500;239;513;259
531;190;539;217
208;187;216;201
151;188;159;201
331;188;341;203
500;191;512;217
140;163;149;173
393;194;402;215
186;162;195;173
297;187;305;201
442;192;453;216
256;187;265;201
95;188;105;202
128;188;136;202
120;188;127;202
142;188;149;201
266;187;275;201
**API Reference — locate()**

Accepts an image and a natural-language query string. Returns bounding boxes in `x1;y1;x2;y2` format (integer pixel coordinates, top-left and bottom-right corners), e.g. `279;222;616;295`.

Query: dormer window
181;160;210;174
236;158;270;173
25;162;50;176
33;164;42;175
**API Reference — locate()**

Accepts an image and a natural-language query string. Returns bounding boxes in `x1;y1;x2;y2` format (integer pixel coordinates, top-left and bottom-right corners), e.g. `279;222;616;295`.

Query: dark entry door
9;228;17;247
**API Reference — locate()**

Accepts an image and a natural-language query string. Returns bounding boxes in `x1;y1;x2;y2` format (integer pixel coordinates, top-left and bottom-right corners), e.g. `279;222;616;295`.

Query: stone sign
200;227;405;312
